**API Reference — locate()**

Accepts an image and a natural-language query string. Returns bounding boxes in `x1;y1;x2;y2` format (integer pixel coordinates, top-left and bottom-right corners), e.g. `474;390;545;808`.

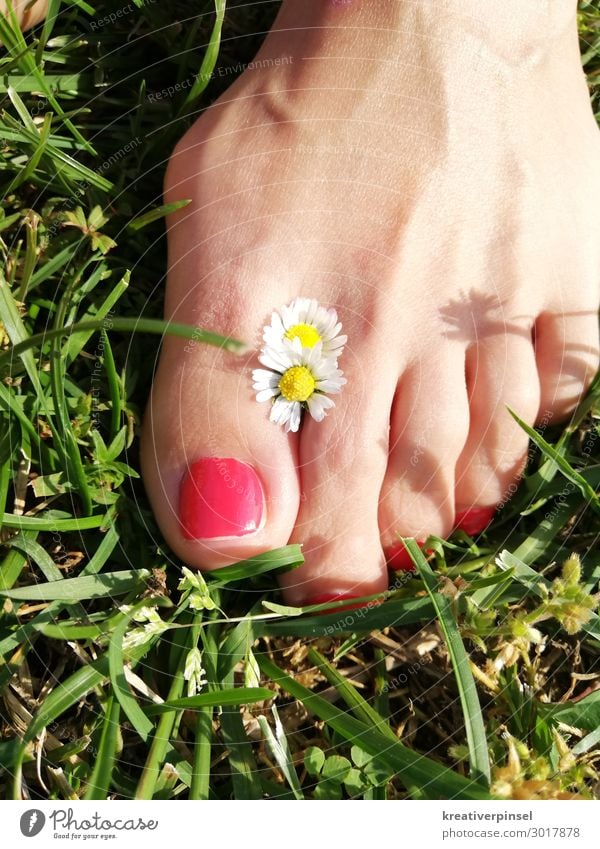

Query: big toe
142;337;300;570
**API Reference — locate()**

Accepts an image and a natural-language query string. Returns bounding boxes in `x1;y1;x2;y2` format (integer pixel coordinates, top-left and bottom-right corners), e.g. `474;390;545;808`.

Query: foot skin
142;0;600;604
0;0;47;30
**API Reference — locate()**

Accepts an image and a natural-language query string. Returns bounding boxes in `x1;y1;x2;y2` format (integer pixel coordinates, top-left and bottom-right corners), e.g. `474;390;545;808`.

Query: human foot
0;0;47;30
141;0;599;604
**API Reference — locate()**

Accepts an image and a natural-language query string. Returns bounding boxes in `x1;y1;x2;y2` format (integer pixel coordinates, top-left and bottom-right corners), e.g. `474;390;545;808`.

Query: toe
379;346;470;562
279;354;394;605
141;340;300;569
534;310;599;422
454;330;541;511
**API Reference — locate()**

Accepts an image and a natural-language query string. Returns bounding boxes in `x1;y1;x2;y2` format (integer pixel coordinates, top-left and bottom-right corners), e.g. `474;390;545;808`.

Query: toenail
454;506;495;536
179;458;265;540
306;592;372;614
386;540;425;572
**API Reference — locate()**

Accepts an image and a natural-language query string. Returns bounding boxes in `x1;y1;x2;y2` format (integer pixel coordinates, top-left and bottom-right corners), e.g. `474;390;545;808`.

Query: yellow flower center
285;323;321;348
278;366;316;402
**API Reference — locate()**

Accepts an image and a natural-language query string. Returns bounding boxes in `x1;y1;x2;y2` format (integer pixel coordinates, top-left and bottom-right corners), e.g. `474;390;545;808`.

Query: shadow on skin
438;289;534;343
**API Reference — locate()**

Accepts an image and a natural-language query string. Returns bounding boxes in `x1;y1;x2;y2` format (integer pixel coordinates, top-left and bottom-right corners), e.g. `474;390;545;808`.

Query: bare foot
142;0;600;603
0;0;47;30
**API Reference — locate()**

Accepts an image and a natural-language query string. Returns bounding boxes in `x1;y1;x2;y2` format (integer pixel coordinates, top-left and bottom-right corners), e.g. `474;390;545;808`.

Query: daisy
252;337;346;432
262;296;347;359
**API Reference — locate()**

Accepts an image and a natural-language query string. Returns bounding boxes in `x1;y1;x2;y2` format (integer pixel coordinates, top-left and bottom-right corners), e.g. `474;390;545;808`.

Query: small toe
379;347;470;560
534;310;599;422
455;330;540;510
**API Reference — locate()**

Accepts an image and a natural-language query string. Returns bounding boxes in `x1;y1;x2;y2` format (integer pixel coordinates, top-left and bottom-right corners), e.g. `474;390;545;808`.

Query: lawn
1;0;600;801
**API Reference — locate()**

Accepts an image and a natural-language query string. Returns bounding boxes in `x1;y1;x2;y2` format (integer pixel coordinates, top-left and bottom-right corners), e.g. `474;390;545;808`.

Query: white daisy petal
270;396;291;426
271;312;285;335
321;312;338;335
288;401;302;433
256;387;279;402
307;394;334;422
306;342;324;368
259;298;346;359
253;379;271;394
305;298;319;325
252;367;276;385
253;298;346;431
317;377;346;394
311;357;340;380
281;303;296;329
259;348;292;372
263;325;284;349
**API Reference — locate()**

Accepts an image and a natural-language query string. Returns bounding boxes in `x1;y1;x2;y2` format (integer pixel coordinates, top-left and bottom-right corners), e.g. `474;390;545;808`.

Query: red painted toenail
386;540;425;572
454;506;495;536
306;593;377;615
179;458;264;539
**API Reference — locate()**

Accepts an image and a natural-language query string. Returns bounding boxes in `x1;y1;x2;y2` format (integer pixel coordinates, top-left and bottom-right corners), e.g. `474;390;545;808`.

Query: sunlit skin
142;0;600;605
6;0;597;606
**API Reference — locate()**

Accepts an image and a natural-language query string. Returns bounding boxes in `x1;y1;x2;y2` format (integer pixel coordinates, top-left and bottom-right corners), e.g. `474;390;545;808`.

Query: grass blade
108;610;155;745
258;596;434;638
258;705;304;800
190;705;213;800
308;647;397;741
84;695;121;800
0;272;48;403
219;706;262;799
5;533;64;582
145;687;273;714
203;618;262;800
11;658;108;798
0;569;150;601
0;316;246;366
208;544;304;584
258;654;493;800
508;407;600;513
181;0;226;109
405;538;491;787
135;627;189;800
0;512;111;531
128;199;191;231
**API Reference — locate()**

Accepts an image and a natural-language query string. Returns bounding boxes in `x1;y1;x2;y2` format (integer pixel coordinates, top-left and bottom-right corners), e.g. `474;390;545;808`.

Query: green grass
1;0;600;801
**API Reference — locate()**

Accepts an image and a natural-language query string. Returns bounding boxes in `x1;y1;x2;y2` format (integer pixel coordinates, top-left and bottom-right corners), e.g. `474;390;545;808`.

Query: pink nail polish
179;458;264;540
386;540;425;573
454;506;495;536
